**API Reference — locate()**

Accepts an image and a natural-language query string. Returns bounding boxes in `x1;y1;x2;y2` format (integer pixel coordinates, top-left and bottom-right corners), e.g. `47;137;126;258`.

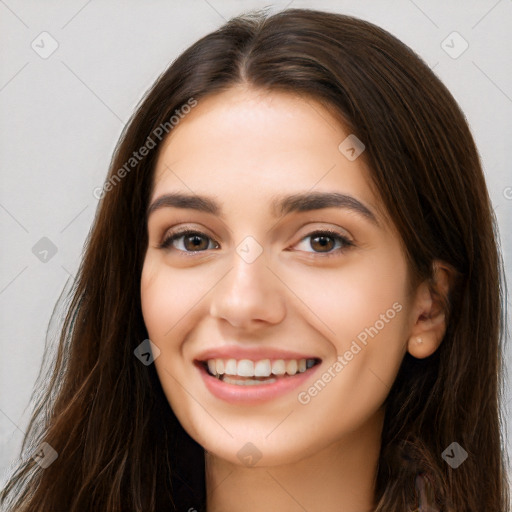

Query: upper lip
195;345;321;362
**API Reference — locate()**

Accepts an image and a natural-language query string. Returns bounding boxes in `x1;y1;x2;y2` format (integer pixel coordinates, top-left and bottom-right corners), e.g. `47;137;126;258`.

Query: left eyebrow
270;191;379;226
146;191;379;226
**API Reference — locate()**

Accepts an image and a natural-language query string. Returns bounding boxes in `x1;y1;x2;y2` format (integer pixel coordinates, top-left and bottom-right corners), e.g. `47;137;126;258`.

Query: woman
1;8;509;512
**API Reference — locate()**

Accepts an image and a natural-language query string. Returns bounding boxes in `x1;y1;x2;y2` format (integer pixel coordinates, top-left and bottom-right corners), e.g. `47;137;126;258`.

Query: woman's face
141;86;417;466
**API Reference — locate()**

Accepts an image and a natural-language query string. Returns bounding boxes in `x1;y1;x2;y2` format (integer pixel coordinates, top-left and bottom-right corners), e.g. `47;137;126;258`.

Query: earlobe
407;312;446;359
407;262;452;359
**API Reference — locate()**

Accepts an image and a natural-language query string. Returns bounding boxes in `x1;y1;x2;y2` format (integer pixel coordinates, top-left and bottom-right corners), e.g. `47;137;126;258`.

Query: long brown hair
1;8;509;511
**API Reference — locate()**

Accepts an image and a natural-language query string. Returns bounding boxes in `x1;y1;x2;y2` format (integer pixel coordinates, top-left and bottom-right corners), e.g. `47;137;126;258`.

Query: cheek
285;250;409;347
140;256;206;431
326;266;407;343
140;262;177;341
288;251;410;411
140;255;210;341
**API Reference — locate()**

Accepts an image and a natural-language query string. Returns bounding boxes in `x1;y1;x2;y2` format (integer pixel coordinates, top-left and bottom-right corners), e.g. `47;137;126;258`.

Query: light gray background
1;0;511;485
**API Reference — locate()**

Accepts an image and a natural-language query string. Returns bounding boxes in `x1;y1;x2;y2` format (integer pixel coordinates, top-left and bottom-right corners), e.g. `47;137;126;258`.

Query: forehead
150;86;387;224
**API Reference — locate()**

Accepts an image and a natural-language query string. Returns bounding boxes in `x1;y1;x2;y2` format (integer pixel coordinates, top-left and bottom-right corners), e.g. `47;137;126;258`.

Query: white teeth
224;358;237;375
223;375;277;386
286;359;298;376
237;359;254;377
271;359;286;375
254;359;271;377
205;357;316;377
207;360;216;375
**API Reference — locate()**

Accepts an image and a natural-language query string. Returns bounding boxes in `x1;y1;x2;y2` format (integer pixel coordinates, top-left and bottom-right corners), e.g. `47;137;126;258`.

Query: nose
209;248;286;331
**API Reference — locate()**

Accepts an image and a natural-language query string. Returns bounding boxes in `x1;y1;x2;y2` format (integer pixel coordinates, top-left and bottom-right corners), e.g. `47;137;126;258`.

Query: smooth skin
140;86;451;512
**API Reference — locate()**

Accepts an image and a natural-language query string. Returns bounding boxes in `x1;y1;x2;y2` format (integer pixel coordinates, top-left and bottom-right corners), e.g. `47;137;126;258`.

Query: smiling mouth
199;357;322;385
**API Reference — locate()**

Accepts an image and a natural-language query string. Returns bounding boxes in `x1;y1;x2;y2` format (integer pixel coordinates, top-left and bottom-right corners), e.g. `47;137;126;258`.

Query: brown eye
182;233;209;251
294;230;354;257
159;230;219;252
310;234;335;252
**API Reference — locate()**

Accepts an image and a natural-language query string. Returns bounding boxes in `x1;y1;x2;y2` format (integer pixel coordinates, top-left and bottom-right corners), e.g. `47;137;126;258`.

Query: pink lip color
195;361;321;404
195;345;319;362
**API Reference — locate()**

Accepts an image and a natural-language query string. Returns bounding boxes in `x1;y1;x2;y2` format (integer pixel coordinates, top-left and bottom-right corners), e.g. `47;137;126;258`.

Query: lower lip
196;362;321;404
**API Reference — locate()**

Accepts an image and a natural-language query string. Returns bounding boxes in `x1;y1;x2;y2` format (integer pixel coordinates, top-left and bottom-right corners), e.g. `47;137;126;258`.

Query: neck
205;408;384;512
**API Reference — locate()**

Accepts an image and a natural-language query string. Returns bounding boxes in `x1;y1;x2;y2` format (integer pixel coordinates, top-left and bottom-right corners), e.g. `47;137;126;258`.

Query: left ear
407;261;454;359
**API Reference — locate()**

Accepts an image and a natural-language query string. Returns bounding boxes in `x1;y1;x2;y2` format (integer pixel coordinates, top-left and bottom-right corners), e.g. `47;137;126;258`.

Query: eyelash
158;228;354;258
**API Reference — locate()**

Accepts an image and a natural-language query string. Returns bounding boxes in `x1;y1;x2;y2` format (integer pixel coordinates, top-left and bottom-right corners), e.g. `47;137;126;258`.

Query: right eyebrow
147;192;220;219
